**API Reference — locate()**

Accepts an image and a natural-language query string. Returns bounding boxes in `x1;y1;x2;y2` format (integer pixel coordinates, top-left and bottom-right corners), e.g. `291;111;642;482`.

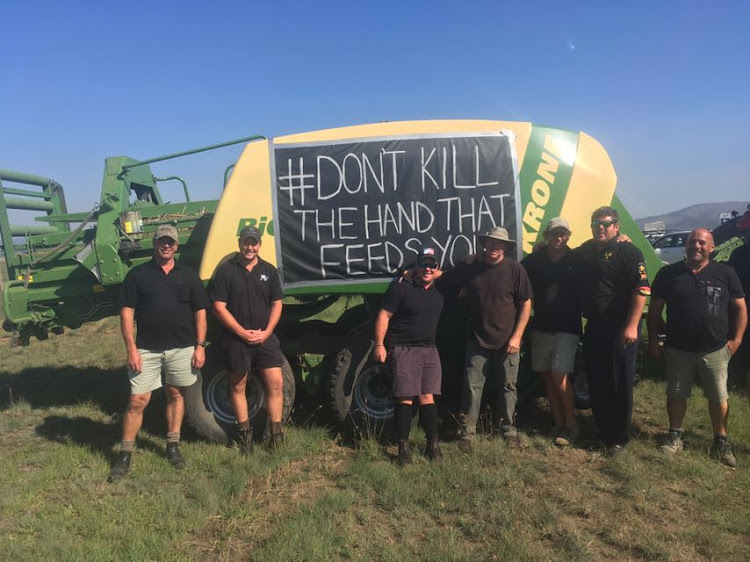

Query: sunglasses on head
591;220;617;229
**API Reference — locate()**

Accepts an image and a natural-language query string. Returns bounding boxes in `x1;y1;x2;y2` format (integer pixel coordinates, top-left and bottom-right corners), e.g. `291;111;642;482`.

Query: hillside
637;201;749;232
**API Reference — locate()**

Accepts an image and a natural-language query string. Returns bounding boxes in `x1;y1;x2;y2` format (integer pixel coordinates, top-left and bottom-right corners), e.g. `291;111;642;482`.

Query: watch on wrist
195;341;208;348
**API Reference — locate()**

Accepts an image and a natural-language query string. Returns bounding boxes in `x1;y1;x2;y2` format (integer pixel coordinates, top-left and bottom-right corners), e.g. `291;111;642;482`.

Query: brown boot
397;440;412;466
269;422;284;449
425;438;442;461
237;423;253;455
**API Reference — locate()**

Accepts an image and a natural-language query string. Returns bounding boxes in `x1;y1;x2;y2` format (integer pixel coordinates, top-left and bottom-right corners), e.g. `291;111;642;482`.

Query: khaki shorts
530;331;580;374
664;345;730;403
129;347;198;394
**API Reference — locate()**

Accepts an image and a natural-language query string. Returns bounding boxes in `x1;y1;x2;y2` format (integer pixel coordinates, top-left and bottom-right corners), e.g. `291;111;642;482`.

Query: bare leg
666;397;688;430
261;367;284;423
121;393;151;441
551;371;577;428
542;372;564;429
707;400;729;436
164;384;185;433
230;372;250;423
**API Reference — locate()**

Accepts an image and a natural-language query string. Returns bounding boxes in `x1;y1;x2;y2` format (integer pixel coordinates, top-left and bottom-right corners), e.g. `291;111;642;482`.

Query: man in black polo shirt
110;225;210;482
521;217;582;447
648;228;746;467
577;206;650;456
441;226;533;450
211;226;285;453
373;247;445;465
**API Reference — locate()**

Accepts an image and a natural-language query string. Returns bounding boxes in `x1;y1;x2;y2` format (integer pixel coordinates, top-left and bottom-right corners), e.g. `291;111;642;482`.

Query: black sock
419;403;438;441
395;403;412;441
714;434;727;443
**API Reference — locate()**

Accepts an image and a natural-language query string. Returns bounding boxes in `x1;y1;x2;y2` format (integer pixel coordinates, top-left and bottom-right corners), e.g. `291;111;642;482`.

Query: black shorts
387;345;442;398
222;335;284;373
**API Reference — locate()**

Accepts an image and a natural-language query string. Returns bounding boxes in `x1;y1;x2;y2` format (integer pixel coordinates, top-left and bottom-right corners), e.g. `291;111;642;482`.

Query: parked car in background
652;230;690;264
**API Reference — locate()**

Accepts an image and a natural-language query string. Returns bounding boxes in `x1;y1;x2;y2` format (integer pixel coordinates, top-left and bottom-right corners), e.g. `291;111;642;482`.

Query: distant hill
636;201;749;232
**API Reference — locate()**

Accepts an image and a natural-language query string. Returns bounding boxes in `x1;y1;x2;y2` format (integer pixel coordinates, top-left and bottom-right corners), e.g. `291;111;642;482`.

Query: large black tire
184;346;296;443
570;347;591;410
329;330;396;438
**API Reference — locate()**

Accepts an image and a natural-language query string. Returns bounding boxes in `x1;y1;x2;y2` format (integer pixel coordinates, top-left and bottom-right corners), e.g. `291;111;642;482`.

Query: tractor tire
328;331;396;438
184;346;296;443
571;370;591;410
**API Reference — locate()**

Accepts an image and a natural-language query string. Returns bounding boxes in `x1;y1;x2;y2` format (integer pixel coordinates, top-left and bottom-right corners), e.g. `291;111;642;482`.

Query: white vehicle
652;230;690;264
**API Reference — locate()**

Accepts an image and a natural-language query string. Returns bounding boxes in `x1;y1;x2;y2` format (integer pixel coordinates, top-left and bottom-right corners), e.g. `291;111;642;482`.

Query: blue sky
1;1;748;219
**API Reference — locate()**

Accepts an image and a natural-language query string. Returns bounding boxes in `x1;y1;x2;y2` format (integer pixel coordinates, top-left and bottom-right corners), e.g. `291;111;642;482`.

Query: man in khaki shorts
109;225;210;482
648;228;746;467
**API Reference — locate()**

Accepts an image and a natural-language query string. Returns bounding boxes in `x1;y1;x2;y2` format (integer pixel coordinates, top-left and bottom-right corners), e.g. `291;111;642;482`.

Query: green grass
1;320;749;561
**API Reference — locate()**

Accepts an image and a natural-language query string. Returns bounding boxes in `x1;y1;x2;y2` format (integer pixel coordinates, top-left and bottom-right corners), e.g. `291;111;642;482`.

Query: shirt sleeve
515;263;534;304
209;263;230;303
623;245;650;294
269;266;284;302
188;269;211;311
120;268;138;309
381;280;403;314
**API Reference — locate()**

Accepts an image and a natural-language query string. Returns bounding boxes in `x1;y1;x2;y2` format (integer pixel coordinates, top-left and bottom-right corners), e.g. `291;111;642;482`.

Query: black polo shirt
576;238;650;330
210;255;283;340
120;259;210;350
442;258;533;349
651;260;745;353
521;249;582;335
728;243;750;302
382;278;445;347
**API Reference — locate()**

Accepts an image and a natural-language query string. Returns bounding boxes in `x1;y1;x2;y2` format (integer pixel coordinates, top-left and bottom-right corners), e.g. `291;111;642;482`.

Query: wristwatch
195;341;209;348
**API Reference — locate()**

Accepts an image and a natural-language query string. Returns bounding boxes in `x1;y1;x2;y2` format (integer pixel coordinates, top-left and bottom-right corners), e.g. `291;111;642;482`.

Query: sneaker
555;426;580;447
238;426;254;455
165;443;186;470
425;438;443;462
108;451;132;482
660;431;684;456
397;440;412;466
607;444;625;457
710;439;737;468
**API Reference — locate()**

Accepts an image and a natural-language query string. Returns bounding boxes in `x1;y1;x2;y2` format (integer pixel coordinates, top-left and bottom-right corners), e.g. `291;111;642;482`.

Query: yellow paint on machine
559;132;617;248
200;120;532;279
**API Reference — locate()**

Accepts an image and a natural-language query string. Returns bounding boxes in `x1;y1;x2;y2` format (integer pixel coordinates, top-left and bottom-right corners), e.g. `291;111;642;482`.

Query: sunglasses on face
417;261;437;269
591;220;617;229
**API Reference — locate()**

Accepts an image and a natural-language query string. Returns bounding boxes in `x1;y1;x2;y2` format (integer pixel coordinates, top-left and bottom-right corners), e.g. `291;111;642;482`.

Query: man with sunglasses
373;247;445;465
577;206;650;456
211;225;285;453
110;225;210;482
648;228;746;467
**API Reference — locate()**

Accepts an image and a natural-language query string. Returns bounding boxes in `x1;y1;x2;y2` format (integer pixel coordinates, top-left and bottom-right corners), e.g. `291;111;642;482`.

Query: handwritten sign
272;133;519;288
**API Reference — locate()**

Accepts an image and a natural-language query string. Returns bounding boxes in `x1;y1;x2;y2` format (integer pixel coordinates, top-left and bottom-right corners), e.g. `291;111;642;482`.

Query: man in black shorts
110;225;210;482
649;228;746;467
578;206;650;456
211;226;285;452
728;241;750;406
373;247;445;465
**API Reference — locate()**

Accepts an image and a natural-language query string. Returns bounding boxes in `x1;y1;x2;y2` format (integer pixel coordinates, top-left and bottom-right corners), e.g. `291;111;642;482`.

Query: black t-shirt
382;278;445;347
576;238;649;330
521;249;581;335
120;259;210;350
728;243;750;300
651;260;745;353
442;258;533;349
210;256;283;341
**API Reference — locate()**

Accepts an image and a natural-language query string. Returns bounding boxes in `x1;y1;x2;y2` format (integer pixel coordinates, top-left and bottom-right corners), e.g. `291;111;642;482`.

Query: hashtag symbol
278;156;316;207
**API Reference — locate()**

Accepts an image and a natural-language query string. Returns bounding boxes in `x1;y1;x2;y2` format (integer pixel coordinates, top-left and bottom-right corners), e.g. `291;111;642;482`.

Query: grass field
1;318;749;561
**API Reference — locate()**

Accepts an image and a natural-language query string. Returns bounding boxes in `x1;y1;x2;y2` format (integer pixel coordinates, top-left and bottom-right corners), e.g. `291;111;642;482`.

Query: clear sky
1;1;748;219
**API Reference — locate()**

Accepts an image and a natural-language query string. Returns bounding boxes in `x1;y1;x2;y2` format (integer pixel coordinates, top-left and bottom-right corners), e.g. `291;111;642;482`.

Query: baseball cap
239;225;262;243
417;246;439;267
153;224;179;242
545;217;571;233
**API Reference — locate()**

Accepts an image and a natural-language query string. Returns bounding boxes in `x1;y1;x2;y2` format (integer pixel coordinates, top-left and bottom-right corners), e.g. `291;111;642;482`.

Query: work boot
710;439;737;468
397;440;412;466
108;451;132;482
502;427;521;449
660;431;684;456
269;422;284;449
458;437;474;453
165;443;186;470
425;438;443;461
607;444;625;458
238;426;254;455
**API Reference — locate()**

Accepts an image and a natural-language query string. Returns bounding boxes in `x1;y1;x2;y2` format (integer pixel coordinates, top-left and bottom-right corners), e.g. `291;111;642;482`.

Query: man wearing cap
373;246;445;465
521;217;582;446
649;228;746;467
109;224;210;482
441;226;533;449
577;206;650;456
210;225;285;452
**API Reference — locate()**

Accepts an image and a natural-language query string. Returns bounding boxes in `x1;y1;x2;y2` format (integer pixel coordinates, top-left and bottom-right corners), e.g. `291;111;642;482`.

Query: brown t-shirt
442;258;533;349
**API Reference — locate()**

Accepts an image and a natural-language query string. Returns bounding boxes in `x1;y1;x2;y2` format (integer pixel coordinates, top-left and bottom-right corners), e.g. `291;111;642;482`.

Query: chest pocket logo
260;274;268;282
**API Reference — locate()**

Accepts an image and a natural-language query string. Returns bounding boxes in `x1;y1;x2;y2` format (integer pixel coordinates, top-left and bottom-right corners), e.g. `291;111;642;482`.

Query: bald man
648;228;747;468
